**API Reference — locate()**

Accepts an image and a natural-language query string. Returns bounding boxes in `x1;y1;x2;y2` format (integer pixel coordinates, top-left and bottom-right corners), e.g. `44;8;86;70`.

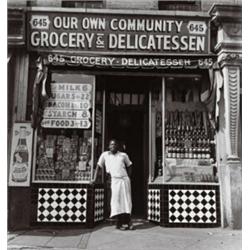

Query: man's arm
126;165;132;178
92;164;101;184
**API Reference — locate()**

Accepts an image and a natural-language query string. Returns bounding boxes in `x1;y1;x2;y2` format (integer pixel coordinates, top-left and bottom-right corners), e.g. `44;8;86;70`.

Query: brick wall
201;0;242;11
8;0;242;10
8;0;27;7
33;0;62;7
106;0;158;10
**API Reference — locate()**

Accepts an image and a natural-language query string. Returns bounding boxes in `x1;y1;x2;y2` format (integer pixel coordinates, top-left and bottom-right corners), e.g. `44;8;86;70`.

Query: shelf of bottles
165;128;213;160
157;110;217;183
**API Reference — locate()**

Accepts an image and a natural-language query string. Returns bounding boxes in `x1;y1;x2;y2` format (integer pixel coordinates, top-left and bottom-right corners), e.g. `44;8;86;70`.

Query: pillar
210;4;242;229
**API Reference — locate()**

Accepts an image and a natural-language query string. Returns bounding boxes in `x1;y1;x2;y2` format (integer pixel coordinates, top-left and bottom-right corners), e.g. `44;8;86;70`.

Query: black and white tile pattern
148;189;160;222
168;189;217;224
94;188;104;222
37;188;87;223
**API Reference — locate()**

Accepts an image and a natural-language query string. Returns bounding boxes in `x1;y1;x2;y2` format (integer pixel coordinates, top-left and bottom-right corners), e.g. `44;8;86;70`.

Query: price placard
42;82;93;129
43;109;91;119
44;100;91;110
41;119;91;129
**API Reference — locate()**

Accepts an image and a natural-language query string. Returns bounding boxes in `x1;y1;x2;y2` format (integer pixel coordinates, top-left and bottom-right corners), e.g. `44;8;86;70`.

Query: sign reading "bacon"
41;82;93;129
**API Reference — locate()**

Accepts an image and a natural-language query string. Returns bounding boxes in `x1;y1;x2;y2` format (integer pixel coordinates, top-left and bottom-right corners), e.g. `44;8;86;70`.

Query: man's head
109;139;119;154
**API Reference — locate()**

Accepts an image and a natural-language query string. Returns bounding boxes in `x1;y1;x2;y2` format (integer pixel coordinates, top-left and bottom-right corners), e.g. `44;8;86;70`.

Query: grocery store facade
8;0;242;230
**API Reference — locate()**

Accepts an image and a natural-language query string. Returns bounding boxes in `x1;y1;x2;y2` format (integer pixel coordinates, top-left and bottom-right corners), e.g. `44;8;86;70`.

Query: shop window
158;0;201;11
150;84;162;182
62;0;104;8
32;72;100;183
150;76;217;184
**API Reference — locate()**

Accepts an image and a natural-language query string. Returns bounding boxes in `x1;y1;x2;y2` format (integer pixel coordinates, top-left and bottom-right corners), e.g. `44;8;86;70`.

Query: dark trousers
116;213;131;227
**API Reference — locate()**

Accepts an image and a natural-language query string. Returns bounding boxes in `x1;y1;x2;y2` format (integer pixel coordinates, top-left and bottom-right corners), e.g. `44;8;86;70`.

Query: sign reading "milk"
41;83;92;129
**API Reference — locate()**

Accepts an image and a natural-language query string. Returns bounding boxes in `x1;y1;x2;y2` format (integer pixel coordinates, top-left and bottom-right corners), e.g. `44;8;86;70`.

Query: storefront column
210;4;242;229
8;51;30;230
219;59;241;229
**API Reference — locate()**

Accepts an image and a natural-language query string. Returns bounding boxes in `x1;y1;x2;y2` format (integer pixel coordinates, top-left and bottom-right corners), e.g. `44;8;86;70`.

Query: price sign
43;109;91;119
44;100;91;110
41;119;91;129
42;82;93;129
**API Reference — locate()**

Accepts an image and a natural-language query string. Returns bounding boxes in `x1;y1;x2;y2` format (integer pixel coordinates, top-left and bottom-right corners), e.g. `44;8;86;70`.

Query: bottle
180;145;184;159
189;146;193;159
12;126;29;182
165;145;169;158
193;140;197;159
157;158;162;176
172;139;176;158
176;142;180;158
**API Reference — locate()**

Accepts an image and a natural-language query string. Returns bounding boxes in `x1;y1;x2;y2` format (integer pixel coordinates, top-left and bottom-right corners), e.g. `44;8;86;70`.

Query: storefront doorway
104;75;154;218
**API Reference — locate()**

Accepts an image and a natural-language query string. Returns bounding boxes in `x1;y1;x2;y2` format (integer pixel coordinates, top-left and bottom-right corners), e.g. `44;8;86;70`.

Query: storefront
8;5;241;229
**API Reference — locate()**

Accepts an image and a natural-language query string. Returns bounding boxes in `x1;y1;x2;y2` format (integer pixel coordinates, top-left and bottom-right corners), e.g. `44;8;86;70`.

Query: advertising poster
8;123;33;187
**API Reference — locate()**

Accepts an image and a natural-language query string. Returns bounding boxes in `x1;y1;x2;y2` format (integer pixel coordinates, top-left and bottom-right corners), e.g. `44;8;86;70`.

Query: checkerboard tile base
168;189;217;224
37;188;87;223
148;189;160;222
94;188;104;222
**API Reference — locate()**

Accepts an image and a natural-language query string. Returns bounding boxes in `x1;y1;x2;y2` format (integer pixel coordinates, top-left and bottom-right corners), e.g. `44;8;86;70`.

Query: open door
104;75;150;218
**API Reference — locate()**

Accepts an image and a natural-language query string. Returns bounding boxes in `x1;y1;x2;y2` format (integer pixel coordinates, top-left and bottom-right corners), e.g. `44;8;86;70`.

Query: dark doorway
104;75;150;218
107;106;145;217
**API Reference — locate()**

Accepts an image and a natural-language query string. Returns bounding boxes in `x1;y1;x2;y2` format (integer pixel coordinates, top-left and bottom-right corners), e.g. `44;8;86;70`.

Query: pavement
7;220;242;250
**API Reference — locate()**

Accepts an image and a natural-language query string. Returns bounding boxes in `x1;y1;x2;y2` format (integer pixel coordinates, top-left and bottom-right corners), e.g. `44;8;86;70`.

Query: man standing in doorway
93;139;134;230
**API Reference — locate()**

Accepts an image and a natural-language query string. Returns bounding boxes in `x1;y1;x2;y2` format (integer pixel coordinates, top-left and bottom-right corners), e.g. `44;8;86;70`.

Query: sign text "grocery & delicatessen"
27;11;210;55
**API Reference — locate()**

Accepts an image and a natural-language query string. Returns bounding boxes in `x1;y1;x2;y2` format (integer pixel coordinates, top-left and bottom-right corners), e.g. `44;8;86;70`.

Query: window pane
163;76;217;183
34;72;95;183
151;84;162;183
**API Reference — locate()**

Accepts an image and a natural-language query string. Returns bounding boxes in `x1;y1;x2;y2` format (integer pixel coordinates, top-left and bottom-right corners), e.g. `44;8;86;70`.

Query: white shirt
97;151;132;178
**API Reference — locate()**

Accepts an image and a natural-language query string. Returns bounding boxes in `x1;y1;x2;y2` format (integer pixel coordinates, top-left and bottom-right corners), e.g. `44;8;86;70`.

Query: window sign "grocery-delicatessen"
27;11;210;55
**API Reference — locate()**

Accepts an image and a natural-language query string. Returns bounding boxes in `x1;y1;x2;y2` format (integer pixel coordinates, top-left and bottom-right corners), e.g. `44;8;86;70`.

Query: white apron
110;176;132;217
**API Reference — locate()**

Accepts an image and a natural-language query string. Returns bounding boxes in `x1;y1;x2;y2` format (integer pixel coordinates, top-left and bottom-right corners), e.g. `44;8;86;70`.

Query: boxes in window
164;158;214;182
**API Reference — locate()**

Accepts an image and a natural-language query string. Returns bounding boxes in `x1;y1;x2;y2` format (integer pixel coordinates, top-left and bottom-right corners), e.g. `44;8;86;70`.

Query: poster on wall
8;123;33;187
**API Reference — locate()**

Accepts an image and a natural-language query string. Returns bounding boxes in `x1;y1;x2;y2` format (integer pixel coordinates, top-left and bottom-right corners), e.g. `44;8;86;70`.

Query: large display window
150;75;217;184
32;71;103;183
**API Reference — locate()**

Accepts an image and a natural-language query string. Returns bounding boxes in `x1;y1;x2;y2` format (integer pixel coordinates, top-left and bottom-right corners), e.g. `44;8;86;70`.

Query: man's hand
89;180;95;186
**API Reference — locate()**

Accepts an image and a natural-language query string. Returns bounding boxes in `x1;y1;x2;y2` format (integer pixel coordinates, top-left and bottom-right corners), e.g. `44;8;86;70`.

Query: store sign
45;53;214;69
41;83;92;129
27;11;210;55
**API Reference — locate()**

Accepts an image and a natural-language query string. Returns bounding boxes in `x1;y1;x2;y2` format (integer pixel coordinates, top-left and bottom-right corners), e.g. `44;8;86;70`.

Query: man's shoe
127;223;135;230
117;225;127;230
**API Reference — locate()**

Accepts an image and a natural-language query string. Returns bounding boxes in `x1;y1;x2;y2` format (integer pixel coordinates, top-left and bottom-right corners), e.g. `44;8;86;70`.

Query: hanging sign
41;83;92;129
27;10;210;55
45;53;214;69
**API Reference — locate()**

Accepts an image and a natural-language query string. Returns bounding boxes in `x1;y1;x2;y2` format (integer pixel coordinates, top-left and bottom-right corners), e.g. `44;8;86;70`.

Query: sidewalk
7;220;242;250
